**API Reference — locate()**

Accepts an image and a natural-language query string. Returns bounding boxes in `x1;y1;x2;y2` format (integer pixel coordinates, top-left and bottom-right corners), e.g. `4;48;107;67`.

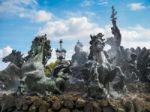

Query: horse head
2;50;23;67
26;34;52;66
2;50;16;63
90;33;105;52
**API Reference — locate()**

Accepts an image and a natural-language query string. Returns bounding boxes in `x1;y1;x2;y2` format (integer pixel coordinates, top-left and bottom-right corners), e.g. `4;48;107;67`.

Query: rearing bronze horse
83;33;126;98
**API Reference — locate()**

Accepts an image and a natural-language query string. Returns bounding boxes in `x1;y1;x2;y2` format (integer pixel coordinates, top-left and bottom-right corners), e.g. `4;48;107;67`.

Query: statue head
75;40;83;53
26;34;52;66
90;33;105;52
131;53;137;61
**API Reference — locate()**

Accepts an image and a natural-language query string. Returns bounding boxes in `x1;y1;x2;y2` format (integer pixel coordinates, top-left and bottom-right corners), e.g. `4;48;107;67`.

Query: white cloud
19;10;53;22
38;16;104;41
35;10;52;22
81;0;93;7
128;3;146;11
121;25;150;48
0;46;12;70
0;0;37;14
0;0;52;22
81;0;108;7
97;0;108;6
0;46;12;59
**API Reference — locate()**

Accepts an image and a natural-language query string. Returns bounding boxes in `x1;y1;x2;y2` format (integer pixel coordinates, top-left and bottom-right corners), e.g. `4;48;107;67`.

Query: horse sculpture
22;35;65;94
0;50;24;89
82;33;126;98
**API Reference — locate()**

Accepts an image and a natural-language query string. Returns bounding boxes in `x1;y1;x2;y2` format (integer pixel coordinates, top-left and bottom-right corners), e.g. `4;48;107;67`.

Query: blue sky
0;0;150;69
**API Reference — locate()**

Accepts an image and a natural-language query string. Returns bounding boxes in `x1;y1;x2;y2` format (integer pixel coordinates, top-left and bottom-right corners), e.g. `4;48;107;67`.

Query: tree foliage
44;61;59;77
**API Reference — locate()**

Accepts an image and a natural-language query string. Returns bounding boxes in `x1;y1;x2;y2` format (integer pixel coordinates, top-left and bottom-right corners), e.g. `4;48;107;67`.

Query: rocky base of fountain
0;90;150;112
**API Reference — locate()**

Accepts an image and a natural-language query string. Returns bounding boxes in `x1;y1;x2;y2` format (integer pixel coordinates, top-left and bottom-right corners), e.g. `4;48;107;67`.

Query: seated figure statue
71;41;88;78
124;53;139;82
72;41;88;66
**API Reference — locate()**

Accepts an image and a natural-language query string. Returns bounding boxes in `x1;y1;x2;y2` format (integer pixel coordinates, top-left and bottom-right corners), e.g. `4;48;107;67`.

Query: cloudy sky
0;0;150;70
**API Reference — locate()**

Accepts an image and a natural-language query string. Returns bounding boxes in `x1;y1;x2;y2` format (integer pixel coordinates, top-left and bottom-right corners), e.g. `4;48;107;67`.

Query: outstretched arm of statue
114;24;121;46
113;21;121;38
111;6;121;46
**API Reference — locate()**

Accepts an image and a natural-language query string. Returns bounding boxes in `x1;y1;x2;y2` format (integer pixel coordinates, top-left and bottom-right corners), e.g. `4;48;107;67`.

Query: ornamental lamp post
56;39;66;63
